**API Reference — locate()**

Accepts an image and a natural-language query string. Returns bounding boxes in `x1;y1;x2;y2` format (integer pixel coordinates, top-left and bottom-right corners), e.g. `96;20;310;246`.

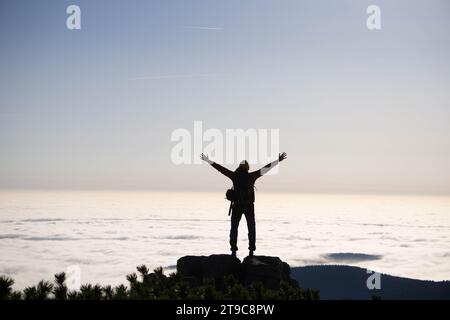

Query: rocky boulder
177;254;296;290
242;256;292;290
177;254;241;286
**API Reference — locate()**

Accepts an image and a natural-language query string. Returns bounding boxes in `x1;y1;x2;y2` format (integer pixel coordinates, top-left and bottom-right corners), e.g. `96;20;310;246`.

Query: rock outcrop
177;254;296;290
242;256;292;290
177;254;241;286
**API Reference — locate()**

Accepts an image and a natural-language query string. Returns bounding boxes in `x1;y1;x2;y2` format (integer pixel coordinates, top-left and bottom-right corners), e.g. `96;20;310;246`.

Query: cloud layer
1;191;449;289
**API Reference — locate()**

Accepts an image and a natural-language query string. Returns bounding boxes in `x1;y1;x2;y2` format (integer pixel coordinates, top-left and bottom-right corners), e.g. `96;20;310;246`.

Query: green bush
0;266;319;300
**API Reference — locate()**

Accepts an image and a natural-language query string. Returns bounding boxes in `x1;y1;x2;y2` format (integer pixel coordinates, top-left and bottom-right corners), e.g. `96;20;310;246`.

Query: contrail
184;26;224;31
127;73;224;81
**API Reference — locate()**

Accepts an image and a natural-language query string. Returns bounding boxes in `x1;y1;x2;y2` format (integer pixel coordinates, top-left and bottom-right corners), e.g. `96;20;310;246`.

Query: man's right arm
251;152;287;179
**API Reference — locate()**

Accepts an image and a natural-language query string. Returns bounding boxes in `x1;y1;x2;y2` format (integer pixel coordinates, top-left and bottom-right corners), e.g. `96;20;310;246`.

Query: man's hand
279;152;287;162
201;153;213;164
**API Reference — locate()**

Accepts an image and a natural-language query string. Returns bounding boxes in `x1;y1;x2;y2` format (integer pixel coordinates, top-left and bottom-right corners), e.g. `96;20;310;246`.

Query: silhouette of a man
201;152;287;257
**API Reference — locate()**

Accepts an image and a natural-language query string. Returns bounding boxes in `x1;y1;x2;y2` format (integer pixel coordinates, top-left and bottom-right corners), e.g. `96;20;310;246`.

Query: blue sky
0;0;449;193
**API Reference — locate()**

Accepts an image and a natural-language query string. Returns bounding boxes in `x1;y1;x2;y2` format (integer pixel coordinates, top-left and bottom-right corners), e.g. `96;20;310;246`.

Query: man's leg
245;203;256;253
230;205;242;253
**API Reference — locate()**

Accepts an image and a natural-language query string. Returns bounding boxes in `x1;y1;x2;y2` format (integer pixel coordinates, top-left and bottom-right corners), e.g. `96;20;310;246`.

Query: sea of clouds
1;191;449;289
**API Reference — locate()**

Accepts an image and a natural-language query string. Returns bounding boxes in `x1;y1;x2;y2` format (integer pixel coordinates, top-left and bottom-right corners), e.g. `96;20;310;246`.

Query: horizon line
0;188;449;197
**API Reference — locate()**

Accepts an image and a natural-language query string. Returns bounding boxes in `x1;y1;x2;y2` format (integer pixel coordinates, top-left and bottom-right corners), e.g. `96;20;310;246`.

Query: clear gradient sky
0;0;449;194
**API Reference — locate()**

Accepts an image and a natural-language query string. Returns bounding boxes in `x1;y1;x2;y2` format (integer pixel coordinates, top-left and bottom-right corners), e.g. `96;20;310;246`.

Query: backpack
226;188;237;201
225;188;236;216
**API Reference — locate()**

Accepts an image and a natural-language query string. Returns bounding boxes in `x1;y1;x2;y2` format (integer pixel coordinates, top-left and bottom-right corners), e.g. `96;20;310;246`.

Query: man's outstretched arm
201;153;233;179
252;152;287;178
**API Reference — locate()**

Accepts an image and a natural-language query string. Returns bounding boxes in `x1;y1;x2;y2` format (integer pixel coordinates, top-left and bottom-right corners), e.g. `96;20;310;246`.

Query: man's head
238;160;249;172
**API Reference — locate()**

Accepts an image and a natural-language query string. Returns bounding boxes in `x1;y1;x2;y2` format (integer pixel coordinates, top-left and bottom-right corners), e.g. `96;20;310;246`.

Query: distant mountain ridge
291;265;450;300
